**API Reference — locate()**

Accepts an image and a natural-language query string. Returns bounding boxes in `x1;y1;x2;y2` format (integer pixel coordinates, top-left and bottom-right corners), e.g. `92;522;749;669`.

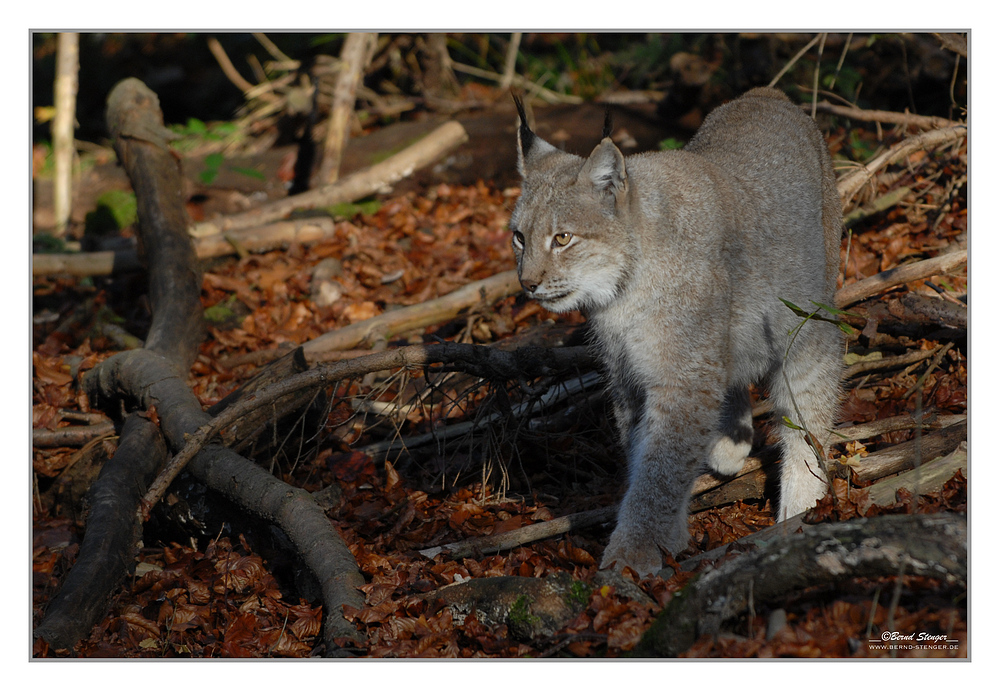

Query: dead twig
318;33;377;185
768;33;823;88
835;250;967;308
207;36;261;97
33;217;338;277
418;506;615;560
837;125;967;205
449;61;583;104
844;345;942;379
302;270;521;360
830;413;965;443
189;120;468;238
810;101;960;130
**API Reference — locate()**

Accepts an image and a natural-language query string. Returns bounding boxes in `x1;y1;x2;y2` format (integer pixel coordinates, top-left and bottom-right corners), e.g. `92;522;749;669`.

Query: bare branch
189;120;468;238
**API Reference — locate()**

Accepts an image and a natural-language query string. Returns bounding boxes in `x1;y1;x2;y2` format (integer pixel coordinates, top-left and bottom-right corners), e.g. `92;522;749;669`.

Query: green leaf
95;189;138;230
809;300;861;319
199;152;225;184
230;166;266;181
780;297;856;334
185;117;207;135
203;294;242;324
326;199;381;219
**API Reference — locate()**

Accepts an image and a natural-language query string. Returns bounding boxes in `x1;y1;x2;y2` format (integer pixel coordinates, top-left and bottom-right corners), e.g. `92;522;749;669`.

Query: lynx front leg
600;384;721;576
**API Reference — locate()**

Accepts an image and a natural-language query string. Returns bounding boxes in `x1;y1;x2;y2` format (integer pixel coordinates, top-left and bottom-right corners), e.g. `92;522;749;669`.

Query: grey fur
510;88;844;575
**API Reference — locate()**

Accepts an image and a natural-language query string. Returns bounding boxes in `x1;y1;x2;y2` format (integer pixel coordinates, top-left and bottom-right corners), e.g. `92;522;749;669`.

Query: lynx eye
512;230;525;249
552;232;573;248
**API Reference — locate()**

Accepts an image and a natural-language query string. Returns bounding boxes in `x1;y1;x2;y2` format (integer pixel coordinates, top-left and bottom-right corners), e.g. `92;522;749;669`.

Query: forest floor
31;77;967;659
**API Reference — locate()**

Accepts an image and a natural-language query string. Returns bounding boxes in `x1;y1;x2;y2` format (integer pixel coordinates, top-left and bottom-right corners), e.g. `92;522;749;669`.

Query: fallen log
632;512;967;657
678;445;968;574
835;249;967;309
853;421;967;483
33;217;338;277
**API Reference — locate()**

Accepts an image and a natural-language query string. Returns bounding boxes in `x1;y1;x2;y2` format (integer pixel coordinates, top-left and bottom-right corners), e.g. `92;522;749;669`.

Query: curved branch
105;77;204;372
83;349;366;653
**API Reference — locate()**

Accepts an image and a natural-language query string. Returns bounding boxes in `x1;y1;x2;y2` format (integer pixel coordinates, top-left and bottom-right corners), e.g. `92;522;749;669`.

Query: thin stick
828;32;853;92
834;249;967;308
418;506;616;560
811;33;827;118
52;32;79;237
903;342;953;399
449;61;583;104
253;32;295;64
206;36;256;95
768;33;822;88
500;33;522;91
811;101;960;130
318;33;377;185
189;120;468;238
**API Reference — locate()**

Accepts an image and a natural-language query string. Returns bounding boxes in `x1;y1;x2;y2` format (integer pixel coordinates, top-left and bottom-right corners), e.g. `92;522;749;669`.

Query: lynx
509;88;844;575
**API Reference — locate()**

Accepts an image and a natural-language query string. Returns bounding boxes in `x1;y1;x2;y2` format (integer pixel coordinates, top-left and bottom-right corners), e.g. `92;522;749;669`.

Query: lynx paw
601;521;690;576
600;534;663;577
707;435;751;476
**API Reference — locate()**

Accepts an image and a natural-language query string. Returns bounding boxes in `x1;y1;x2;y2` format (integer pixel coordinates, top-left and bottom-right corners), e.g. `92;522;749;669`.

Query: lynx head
509;95;636;313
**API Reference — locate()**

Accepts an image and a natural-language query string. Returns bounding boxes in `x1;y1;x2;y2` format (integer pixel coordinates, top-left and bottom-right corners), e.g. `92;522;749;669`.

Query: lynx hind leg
706;385;753;476
770;326;843;520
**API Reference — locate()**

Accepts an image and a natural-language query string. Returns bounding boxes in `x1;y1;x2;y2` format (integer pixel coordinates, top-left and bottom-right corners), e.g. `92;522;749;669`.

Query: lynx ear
513;92;557;176
581;138;628;198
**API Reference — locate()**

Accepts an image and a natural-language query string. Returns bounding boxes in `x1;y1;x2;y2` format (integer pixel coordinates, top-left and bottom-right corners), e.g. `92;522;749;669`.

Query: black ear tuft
512;90;536;152
602;106;613;140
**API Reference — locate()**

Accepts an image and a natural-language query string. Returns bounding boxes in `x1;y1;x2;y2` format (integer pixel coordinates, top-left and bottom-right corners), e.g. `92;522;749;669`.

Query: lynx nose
519;278;538;294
